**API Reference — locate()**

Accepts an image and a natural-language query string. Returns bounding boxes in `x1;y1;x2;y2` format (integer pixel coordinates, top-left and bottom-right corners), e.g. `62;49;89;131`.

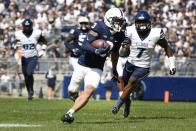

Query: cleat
27;96;33;101
112;106;119;114
27;90;34;101
61;113;74;124
123;98;131;118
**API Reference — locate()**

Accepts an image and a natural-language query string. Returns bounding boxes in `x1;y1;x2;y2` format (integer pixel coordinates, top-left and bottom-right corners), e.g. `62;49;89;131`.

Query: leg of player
71;85;94;111
61;85;94;124
117;60;132;118
23;56;37;101
112;62;149;115
61;64;102;124
112;76;136;114
117;76;123;97
117;76;131;117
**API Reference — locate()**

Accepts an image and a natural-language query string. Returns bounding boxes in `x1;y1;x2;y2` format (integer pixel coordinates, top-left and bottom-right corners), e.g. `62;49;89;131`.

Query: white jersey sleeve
15;30;42;58
126;25;164;68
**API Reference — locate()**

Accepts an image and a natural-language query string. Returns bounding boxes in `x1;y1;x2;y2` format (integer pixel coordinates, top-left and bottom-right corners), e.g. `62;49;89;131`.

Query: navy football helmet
22;19;33;35
135;11;151;33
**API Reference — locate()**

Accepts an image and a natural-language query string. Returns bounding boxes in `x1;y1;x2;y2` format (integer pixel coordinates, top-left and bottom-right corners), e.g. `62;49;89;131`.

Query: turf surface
0;98;196;131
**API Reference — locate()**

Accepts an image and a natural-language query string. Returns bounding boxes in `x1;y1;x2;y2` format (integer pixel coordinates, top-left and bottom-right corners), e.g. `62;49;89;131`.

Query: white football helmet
104;8;126;33
78;16;89;31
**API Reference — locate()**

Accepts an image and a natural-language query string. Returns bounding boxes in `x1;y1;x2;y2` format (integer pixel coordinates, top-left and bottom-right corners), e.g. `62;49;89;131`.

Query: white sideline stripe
0;124;42;127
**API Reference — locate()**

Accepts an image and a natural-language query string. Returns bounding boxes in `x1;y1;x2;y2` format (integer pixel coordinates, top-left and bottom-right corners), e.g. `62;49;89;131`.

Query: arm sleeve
81;33;97;53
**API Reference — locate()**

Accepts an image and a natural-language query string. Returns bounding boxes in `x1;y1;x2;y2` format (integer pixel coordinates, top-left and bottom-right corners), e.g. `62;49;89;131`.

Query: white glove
13;42;22;49
106;41;113;50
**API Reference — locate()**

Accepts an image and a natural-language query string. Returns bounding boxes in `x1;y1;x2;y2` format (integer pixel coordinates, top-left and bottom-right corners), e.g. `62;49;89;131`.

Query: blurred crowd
0;0;195;76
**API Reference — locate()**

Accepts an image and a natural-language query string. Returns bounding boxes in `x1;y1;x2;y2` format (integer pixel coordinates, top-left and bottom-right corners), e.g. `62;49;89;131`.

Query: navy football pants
22;56;38;93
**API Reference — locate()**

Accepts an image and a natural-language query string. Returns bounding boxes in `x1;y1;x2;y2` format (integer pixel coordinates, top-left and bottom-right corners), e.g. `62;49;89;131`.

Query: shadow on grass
75;120;142;124
71;116;185;125
129;116;185;120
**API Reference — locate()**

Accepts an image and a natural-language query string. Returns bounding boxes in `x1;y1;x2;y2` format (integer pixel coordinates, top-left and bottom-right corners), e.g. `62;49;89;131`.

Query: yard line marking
0;124;42;127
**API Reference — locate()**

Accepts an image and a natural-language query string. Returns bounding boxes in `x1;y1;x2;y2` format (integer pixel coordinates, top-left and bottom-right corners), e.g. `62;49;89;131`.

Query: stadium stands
0;0;195;97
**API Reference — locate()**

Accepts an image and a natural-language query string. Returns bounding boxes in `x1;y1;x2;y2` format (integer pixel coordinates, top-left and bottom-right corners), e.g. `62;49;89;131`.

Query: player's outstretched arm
157;38;176;75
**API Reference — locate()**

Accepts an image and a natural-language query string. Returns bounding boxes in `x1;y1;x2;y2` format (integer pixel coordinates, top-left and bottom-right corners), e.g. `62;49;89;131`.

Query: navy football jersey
69;27;88;57
78;21;125;70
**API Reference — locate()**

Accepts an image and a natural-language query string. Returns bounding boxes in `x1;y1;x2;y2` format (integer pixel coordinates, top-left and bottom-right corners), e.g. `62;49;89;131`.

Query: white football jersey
15;30;42;58
126;25;164;68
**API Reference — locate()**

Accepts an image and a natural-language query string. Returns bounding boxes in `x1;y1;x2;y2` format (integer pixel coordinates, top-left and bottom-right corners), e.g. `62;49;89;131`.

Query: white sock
119;91;123;97
67;109;75;116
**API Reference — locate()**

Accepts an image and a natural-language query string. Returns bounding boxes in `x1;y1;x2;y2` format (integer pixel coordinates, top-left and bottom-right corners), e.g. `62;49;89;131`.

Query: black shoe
61;113;74;124
112;106;119;115
123;98;131;118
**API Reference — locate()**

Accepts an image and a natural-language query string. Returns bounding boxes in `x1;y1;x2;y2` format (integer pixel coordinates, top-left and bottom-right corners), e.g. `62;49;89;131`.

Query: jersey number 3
137;48;146;58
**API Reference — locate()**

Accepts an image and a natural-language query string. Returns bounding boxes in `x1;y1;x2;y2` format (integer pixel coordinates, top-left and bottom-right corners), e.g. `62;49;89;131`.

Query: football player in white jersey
14;19;47;100
112;11;176;116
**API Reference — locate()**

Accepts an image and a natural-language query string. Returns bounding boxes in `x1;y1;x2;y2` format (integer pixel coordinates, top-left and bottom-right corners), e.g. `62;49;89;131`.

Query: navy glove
169;68;176;75
95;43;110;56
122;37;131;47
111;68;120;83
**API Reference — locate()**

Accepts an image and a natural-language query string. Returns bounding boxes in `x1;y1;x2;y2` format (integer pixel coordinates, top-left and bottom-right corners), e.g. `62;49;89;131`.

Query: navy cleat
27;90;34;101
61;113;74;124
112;106;119;115
123;98;131;118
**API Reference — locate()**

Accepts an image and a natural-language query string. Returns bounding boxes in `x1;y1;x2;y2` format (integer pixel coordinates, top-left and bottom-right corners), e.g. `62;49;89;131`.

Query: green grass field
0;98;196;131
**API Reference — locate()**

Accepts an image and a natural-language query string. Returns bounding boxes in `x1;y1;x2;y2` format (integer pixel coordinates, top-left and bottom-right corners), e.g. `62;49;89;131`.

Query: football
91;39;109;49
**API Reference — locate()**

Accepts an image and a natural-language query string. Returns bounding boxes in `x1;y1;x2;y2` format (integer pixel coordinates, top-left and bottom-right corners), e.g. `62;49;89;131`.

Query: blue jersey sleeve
81;32;97;53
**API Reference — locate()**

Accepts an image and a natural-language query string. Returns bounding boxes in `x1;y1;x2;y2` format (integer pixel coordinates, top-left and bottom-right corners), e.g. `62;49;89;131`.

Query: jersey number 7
137;48;146;58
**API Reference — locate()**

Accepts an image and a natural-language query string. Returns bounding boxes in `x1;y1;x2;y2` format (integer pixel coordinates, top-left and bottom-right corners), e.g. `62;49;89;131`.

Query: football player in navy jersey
64;16;89;70
14;19;47;100
112;11;176;116
61;8;126;123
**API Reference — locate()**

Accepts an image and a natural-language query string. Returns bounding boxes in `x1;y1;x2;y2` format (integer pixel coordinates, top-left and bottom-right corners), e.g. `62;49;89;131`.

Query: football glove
95;43;110;56
121;37;131;47
111;68;120;83
72;48;82;56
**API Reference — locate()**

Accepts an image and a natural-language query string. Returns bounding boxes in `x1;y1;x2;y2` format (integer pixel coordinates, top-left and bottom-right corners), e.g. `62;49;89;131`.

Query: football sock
119;91;123;97
115;98;124;108
67;109;75;116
